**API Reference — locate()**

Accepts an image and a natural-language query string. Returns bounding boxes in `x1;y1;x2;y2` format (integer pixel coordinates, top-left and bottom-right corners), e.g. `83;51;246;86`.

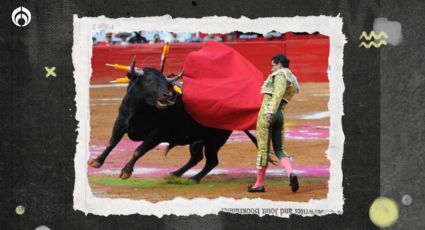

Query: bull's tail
243;130;258;148
164;143;176;158
243;130;278;166
267;155;279;166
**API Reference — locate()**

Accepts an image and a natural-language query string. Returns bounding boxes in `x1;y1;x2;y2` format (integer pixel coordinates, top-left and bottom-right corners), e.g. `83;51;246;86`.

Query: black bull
88;58;259;182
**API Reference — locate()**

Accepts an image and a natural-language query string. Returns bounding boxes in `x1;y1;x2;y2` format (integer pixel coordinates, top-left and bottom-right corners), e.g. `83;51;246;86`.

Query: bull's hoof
164;173;180;180
189;176;201;184
170;171;183;178
119;170;132;180
165;176;197;185
88;159;102;168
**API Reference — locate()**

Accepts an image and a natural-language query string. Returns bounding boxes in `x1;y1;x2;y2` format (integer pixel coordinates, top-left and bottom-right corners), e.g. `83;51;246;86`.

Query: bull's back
125;96;231;145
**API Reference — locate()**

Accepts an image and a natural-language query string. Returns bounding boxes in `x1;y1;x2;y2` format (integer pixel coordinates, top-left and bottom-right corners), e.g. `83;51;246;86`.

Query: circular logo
11;6;31;27
15;205;25;215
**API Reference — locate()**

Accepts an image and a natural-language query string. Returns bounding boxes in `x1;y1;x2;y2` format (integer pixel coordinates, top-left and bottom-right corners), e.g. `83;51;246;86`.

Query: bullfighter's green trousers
256;95;288;168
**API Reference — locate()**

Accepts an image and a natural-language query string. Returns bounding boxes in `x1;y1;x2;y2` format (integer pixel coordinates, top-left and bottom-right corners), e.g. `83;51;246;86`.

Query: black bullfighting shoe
289;173;299;192
248;185;266;193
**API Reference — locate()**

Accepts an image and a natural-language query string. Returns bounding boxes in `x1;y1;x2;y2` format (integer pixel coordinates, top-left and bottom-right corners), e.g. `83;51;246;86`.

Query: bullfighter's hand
265;113;273;124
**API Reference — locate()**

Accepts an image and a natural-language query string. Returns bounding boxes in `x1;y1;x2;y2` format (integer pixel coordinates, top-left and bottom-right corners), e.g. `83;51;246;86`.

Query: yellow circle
369;197;399;228
15;205;25;215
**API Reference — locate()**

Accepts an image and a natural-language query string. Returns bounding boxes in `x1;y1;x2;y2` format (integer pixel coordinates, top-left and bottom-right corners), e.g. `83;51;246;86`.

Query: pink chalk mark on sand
89;123;328;158
88;123;329;178
223;123;329;142
88;165;329;178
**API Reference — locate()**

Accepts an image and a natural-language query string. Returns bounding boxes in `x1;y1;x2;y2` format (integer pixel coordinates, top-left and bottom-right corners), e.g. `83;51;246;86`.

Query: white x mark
45;66;56;78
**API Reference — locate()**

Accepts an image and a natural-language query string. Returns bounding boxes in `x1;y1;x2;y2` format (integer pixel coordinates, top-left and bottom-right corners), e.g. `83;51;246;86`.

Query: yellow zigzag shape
359;40;387;48
359;31;388;40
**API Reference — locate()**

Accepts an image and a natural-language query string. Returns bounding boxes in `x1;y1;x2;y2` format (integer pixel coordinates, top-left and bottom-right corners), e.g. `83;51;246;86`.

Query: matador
248;54;300;193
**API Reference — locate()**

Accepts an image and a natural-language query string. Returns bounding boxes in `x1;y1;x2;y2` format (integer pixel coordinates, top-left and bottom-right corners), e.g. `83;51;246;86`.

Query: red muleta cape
182;41;264;130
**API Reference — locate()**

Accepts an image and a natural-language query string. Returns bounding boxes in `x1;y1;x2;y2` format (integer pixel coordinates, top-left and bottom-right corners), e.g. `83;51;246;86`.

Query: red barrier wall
91;35;329;84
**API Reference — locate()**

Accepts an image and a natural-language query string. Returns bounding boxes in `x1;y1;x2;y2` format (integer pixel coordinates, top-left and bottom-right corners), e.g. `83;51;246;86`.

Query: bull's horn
130;55;144;76
166;69;184;83
130;55;136;74
134;68;144;76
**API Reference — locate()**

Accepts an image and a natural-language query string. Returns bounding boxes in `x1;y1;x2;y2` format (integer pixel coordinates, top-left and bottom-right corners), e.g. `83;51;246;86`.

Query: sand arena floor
88;82;330;202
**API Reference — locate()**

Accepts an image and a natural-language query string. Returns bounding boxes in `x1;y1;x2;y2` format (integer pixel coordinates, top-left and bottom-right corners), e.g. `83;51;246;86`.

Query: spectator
264;30;283;40
226;32;237;42
115;32;132;45
105;32;114;45
150;33;164;44
203;33;223;42
169;32;179;43
92;36;99;46
185;33;202;43
127;31;148;44
239;32;259;40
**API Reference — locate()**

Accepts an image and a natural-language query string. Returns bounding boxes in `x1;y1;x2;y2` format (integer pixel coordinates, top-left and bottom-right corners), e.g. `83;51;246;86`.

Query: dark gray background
0;0;422;229
380;1;425;230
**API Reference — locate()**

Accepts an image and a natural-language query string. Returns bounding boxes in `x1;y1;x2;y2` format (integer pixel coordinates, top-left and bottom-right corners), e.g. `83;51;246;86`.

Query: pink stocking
280;157;293;177
253;166;267;188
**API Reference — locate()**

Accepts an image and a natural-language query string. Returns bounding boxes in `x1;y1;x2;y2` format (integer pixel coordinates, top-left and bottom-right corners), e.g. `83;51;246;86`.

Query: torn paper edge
72;15;346;218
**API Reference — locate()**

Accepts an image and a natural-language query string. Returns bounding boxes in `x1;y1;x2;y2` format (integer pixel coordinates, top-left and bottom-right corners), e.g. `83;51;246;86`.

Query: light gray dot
402;194;412;206
34;226;51;230
373;17;402;46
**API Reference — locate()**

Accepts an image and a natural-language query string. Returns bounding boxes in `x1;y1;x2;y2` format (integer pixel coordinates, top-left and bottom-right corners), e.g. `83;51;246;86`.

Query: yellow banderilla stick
106;64;131;83
173;85;182;94
105;63;132;71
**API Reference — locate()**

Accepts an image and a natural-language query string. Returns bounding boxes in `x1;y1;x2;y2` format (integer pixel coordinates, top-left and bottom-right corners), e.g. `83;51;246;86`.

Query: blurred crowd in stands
92;30;293;46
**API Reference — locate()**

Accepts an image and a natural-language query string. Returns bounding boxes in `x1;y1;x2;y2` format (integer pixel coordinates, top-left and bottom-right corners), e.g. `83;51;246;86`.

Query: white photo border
72;15;346;217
